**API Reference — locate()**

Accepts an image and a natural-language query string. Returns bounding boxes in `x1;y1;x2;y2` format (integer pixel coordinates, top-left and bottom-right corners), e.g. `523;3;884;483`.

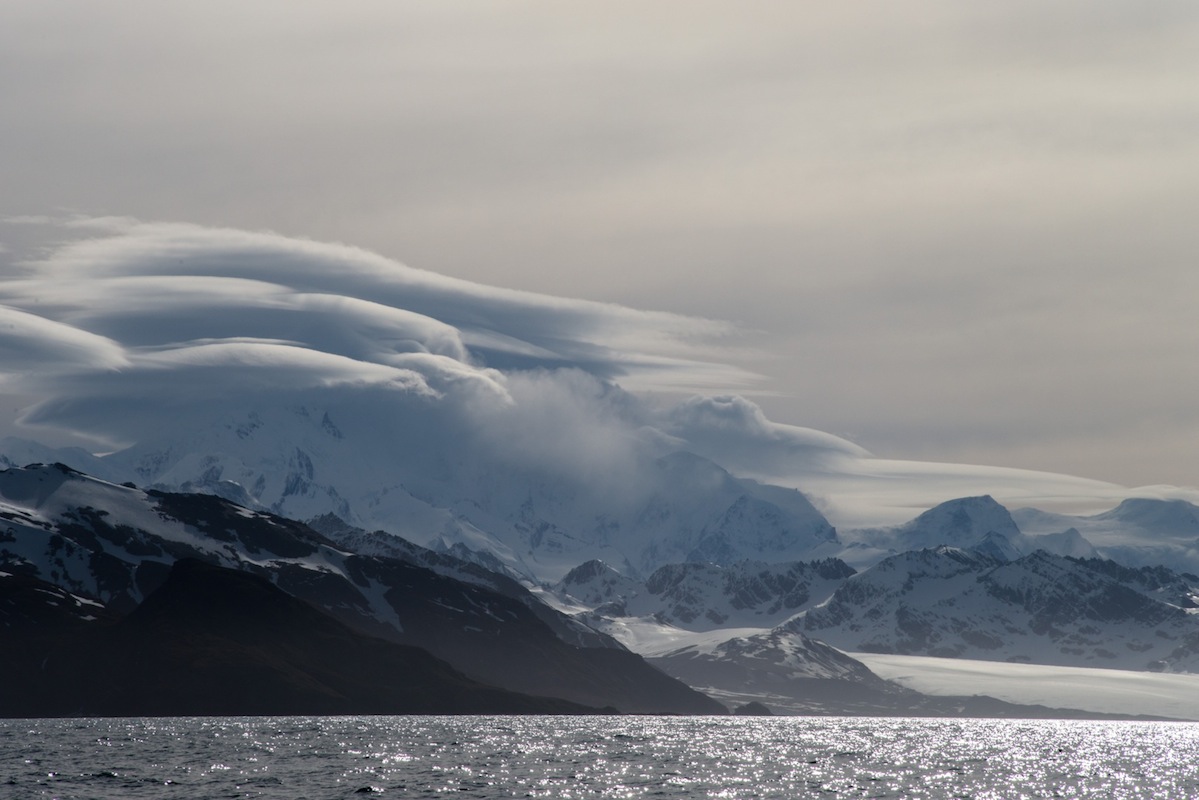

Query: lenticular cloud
0;219;753;448
0;218;1185;529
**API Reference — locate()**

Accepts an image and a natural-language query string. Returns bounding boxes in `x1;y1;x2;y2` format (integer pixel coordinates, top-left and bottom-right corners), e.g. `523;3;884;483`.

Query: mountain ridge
0;462;723;715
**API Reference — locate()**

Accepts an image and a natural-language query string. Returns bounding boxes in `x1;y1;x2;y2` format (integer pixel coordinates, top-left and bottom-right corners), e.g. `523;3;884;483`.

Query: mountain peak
893;495;1020;550
1100;498;1199;533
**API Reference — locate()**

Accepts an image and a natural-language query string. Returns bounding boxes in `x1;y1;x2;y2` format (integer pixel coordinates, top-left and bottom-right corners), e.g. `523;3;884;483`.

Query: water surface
3;715;1196;798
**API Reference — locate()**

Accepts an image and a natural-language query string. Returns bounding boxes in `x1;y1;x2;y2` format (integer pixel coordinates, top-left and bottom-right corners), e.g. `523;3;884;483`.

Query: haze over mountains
3;220;1199;717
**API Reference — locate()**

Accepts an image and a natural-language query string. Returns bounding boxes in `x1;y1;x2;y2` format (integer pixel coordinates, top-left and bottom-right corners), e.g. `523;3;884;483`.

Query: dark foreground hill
0;559;595;717
0;463;725;715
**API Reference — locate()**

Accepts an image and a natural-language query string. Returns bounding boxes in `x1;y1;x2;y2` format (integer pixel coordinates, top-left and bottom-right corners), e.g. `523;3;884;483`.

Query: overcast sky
2;1;1198;492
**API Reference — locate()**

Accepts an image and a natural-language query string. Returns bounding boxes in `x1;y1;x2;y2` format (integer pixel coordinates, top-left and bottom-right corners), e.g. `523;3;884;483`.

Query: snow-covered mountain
9;459;1196;718
555;561;1162;717
0;437;124;483
1;406;838;583
556;557;854;630
642;624;1120;718
798;546;1199;672
889;495;1023;550
648;626;915;716
1013;498;1199;574
843;495;1101;567
9;427;1199;712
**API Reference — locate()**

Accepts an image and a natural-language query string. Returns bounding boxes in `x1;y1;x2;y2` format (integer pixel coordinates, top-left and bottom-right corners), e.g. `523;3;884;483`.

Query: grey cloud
0;305;128;377
10;220;748;386
0;221;748;450
665;395;868;481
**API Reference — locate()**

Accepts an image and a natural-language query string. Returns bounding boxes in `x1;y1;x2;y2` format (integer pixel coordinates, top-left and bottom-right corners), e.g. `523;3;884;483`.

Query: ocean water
2;715;1196;799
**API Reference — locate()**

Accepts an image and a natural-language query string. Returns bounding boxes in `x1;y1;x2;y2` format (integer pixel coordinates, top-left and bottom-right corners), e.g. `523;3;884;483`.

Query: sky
2;2;1198;511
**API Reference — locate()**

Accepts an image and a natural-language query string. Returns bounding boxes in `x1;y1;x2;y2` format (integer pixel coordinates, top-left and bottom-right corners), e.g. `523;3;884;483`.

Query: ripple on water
0;715;1197;799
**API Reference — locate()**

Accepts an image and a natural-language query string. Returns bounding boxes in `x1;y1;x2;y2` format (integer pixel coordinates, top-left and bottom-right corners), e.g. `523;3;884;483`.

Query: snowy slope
648;626;917;715
844;493;1199;576
843;495;1101;567
306;513;618;649
799;546;1199;671
889;495;1022;550
556;557;854;631
0;461;402;622
4;406;838;583
567;602;1138;718
1013;498;1199;573
0;461;600;643
557;607;912;715
0;437;125;483
461;450;838;580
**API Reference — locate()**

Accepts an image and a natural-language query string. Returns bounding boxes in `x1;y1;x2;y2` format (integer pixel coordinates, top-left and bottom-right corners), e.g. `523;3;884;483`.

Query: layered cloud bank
1;219;1193;527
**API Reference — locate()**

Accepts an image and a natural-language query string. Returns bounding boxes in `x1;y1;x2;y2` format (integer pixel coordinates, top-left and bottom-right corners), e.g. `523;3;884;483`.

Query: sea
2;715;1197;799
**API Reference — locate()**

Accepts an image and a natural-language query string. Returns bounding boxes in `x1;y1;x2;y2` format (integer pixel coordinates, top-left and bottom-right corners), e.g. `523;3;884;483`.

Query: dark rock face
0;560;594;717
0;570;118;632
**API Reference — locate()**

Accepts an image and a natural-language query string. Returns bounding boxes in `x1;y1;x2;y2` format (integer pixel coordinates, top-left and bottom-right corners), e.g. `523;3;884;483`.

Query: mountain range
4;454;1194;718
0;462;722;715
5;403;1199;720
798;546;1199;671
